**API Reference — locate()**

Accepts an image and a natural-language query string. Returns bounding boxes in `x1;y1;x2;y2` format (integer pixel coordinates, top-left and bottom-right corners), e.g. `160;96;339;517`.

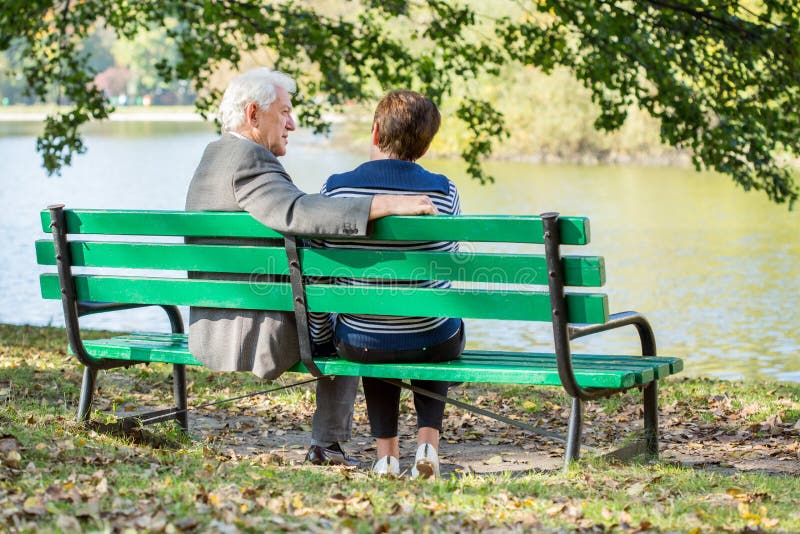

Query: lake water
1;120;798;382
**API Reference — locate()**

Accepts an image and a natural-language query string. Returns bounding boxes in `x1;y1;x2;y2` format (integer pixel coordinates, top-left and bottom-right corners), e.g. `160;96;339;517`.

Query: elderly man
185;68;436;465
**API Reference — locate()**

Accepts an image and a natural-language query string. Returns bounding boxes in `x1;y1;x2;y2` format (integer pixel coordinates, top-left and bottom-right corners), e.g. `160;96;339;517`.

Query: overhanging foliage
1;1;798;207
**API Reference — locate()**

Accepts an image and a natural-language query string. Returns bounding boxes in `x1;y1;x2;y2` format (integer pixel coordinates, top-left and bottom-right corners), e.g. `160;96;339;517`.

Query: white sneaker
372;455;400;476
411;443;439;480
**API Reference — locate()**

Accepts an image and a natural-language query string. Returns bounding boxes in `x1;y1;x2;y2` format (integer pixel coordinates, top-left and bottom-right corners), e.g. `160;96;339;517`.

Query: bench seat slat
77;333;681;389
39;274;610;324
461;352;679;380
35;240;606;287
303;357;642;388
39;210;591;245
463;351;683;375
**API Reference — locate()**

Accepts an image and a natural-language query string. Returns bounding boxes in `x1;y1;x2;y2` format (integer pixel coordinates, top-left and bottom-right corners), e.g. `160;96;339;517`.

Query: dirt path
188;403;800;477
90;373;799;477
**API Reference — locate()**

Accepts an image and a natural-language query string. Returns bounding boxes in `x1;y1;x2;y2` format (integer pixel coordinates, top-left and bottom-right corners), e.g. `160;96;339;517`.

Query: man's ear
244;102;259;126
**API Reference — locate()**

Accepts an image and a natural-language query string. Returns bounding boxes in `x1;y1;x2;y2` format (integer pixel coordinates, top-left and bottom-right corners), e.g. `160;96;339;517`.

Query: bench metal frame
542;213;659;464
48;204;190;431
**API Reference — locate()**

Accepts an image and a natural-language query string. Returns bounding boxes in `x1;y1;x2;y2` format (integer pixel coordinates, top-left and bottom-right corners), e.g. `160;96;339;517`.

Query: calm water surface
1;121;797;381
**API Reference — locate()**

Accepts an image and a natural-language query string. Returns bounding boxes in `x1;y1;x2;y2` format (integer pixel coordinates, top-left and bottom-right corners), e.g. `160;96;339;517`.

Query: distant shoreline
0;106;203;122
0;108;692;167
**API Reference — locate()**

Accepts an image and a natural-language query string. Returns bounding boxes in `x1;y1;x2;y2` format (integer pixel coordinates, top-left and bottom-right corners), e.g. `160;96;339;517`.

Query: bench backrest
37;208;608;326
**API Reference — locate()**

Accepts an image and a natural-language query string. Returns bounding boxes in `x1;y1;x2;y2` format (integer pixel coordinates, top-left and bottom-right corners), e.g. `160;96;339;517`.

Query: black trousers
336;324;465;438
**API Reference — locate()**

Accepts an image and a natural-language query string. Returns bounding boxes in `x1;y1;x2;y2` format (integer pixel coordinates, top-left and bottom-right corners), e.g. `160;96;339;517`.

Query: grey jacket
185;133;372;378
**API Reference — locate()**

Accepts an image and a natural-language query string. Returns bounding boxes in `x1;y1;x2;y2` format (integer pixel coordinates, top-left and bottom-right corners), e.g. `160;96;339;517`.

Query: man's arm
234;145;373;236
234;143;437;236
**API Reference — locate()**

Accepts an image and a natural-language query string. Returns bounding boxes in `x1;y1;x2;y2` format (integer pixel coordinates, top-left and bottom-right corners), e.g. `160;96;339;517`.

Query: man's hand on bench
369;194;438;219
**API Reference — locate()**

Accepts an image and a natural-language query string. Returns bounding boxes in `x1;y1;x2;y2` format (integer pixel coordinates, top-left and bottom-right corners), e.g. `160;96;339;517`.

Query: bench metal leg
643;381;659;457
564;397;583;470
172;364;188;433
77;366;97;422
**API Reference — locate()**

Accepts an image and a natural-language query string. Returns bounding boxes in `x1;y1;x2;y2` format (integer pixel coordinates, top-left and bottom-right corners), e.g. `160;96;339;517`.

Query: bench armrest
569;311;657;357
65;302;185;370
77;302;184;335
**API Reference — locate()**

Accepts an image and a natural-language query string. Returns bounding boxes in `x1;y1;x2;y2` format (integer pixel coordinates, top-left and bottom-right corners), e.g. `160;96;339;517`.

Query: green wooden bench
36;205;683;467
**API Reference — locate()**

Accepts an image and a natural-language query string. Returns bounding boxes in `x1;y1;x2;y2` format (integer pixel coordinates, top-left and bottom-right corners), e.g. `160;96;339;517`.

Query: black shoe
304;442;359;467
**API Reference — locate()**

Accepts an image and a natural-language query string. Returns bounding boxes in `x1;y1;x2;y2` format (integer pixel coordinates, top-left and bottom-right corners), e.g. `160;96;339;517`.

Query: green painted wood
76;336;203;365
40;209;283;240
307;284;609;323
40;210;591;245
109;332;672;383
36;240;290;277
35;240;606;287
368;214;591;245
307;249;605;287
78;332;682;388
459;352;672;382
39;274;610;323
299;356;639;387
39;274;295;312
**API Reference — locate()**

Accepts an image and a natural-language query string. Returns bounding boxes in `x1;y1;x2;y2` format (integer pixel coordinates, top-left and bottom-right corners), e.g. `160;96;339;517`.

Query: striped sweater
308;159;462;352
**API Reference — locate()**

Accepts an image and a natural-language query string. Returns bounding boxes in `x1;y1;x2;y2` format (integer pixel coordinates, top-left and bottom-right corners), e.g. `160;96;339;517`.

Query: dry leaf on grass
22;496;45;515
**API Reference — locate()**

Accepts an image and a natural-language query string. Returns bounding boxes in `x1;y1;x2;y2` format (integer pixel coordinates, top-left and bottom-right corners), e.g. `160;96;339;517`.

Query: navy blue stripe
335;317;462;351
326;160;450;194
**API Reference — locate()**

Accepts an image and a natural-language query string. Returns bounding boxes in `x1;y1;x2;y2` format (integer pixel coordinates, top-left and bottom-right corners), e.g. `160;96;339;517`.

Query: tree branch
643;0;761;39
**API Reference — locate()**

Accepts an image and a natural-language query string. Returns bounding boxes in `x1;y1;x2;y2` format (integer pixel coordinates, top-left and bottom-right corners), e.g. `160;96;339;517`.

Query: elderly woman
309;90;465;479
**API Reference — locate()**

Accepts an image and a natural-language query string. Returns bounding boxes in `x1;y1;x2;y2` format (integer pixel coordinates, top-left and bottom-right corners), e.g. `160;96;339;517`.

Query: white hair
217;68;296;131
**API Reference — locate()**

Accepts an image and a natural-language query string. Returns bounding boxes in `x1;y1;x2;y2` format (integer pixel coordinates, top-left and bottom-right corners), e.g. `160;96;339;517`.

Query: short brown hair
373;90;441;161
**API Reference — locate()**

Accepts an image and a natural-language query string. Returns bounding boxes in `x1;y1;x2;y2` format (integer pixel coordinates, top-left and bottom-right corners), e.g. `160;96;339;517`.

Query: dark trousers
336;325;465;438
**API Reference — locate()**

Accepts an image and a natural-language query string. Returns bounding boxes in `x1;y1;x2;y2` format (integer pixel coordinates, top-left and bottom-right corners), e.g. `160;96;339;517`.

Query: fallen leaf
0;435;20;455
626;482;648;496
3;450;21;469
135;512;168;531
55;515;81;530
175;517;200;530
619;510;633;525
56;439;74;452
737;502;761;521
726;487;745;497
484;455;503;465
23;496;46;515
75;501;100;519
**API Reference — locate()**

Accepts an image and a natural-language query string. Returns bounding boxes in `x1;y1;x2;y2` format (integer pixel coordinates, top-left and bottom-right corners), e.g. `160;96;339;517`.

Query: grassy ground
1;324;799;533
